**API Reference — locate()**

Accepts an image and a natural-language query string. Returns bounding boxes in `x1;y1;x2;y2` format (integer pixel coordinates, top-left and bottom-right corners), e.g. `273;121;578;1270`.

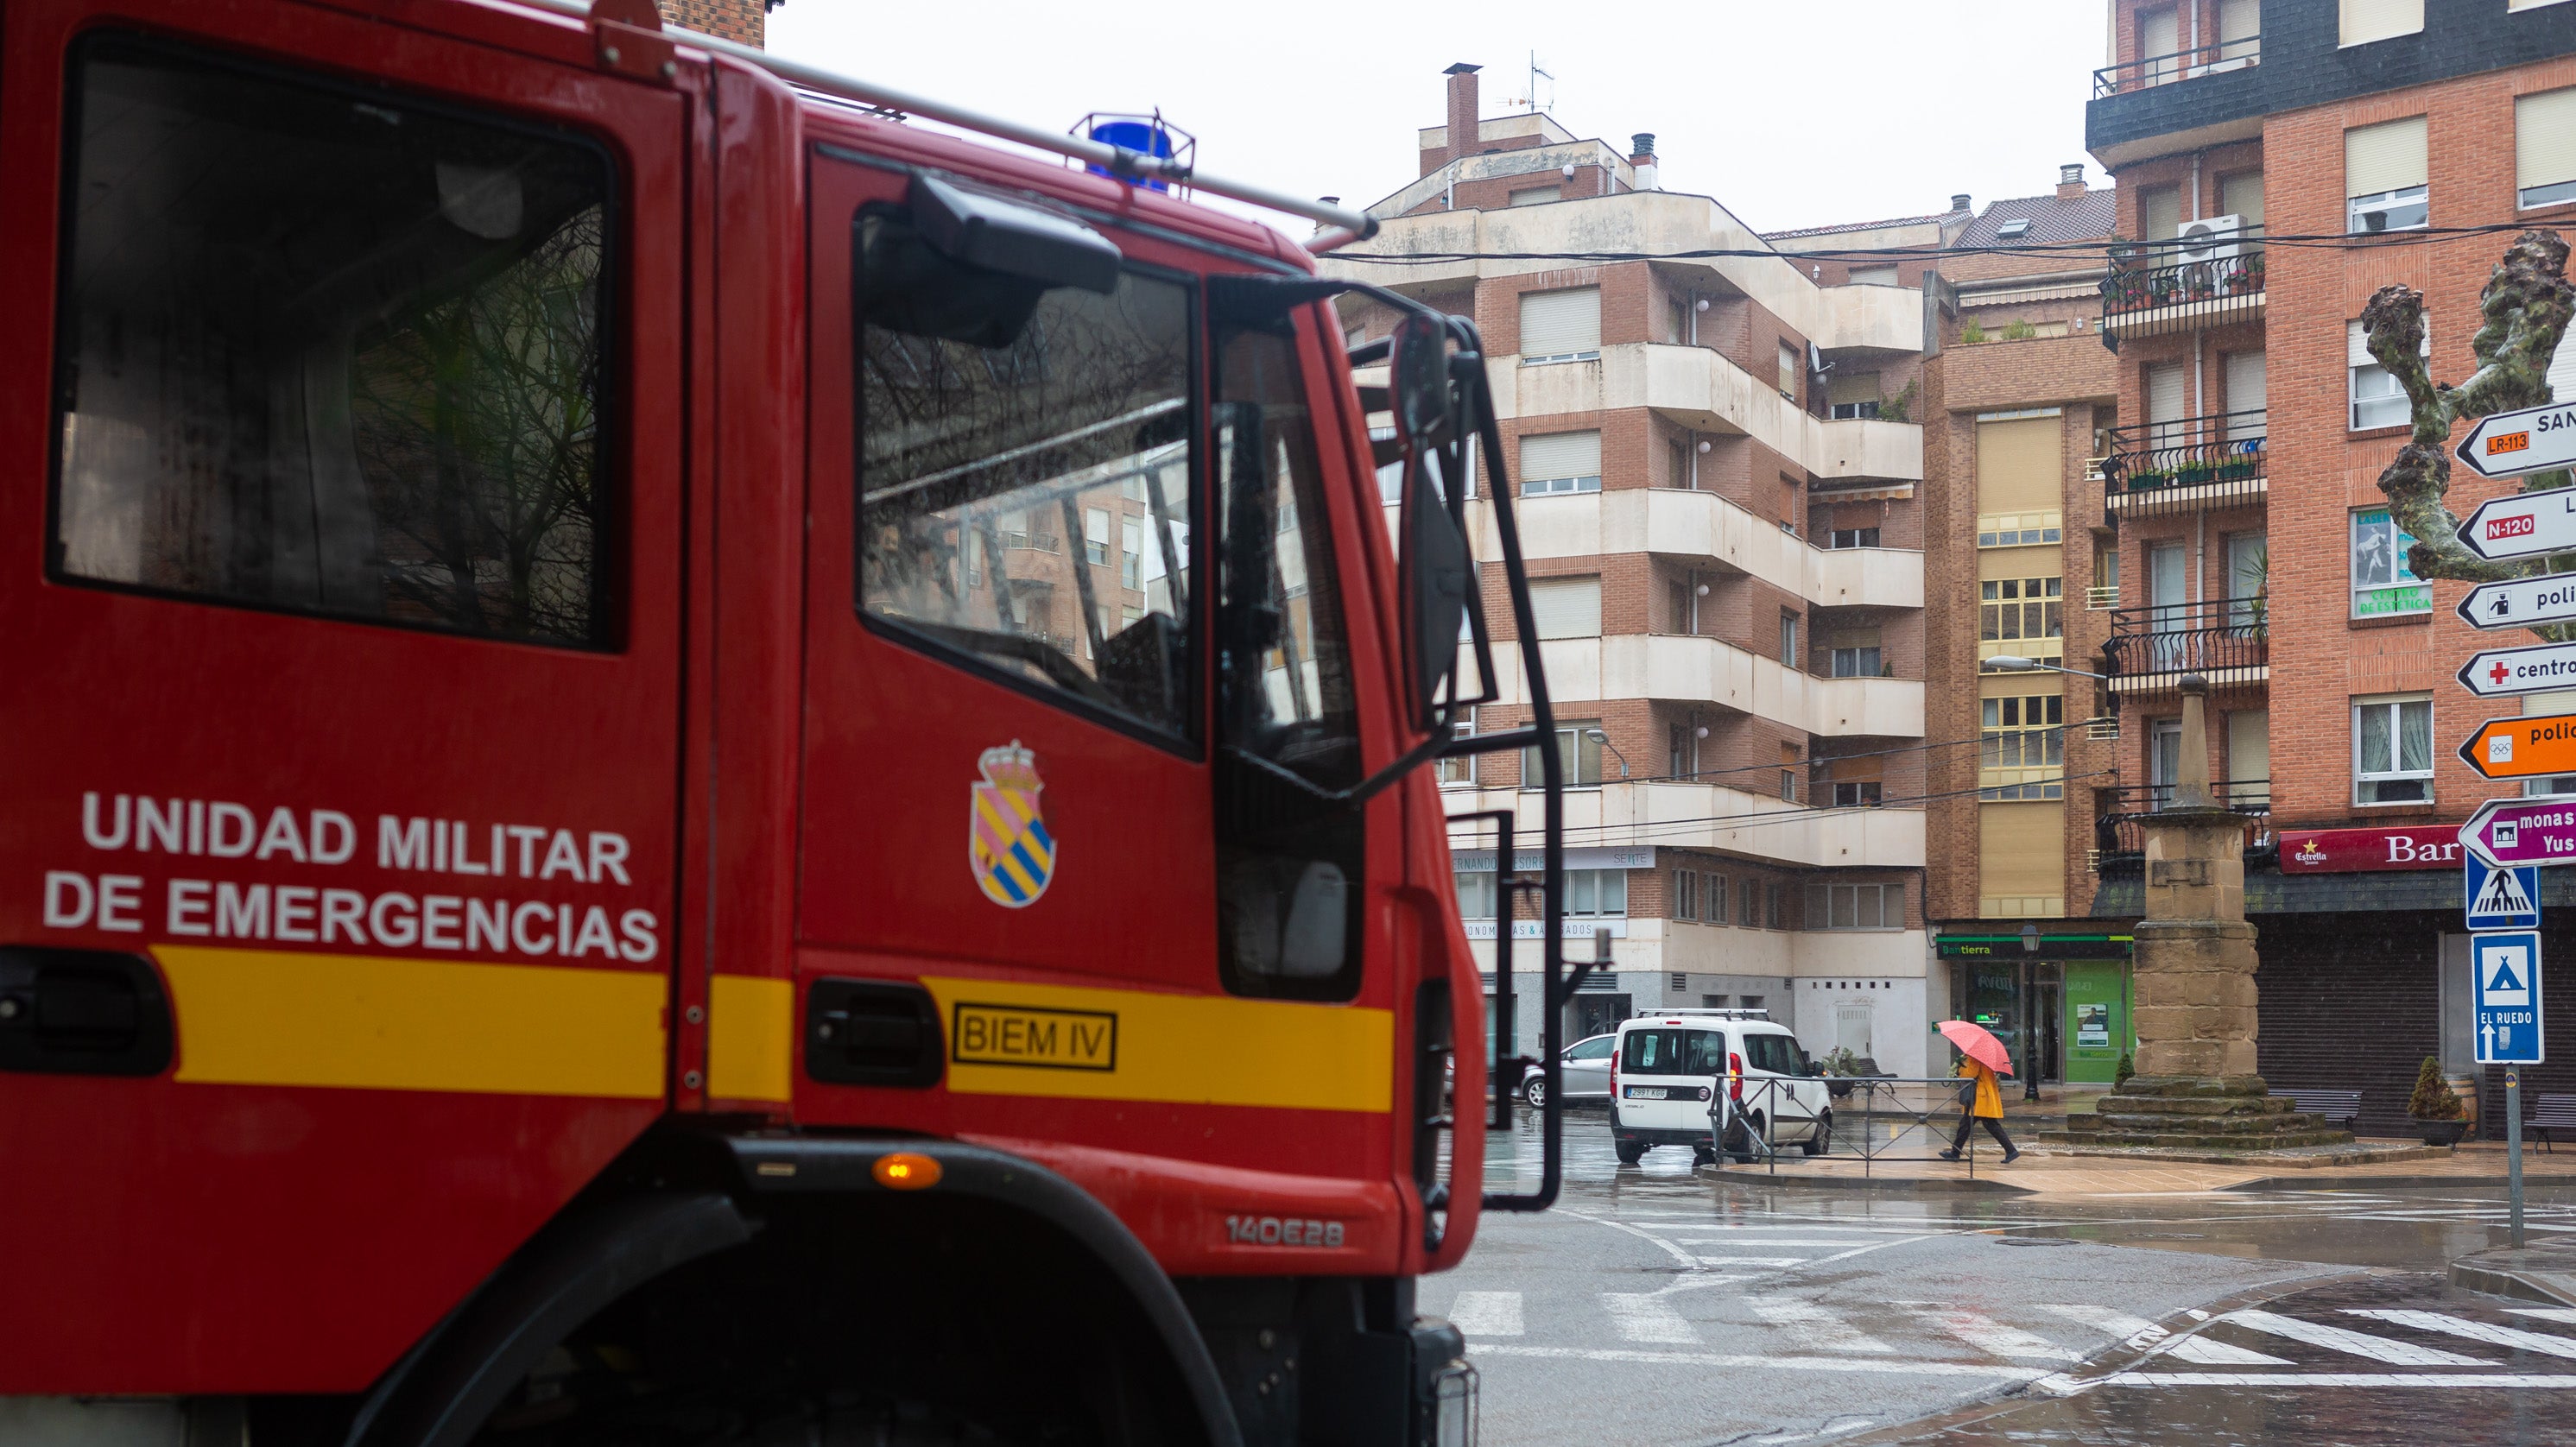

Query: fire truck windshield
855;212;1195;742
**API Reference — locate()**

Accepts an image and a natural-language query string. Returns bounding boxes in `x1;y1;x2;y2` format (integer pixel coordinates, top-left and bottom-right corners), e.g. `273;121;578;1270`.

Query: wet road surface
1441;1107;2576;1446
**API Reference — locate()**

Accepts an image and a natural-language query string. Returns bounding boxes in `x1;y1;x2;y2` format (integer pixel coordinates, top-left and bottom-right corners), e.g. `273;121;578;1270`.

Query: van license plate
1624;1086;1668;1099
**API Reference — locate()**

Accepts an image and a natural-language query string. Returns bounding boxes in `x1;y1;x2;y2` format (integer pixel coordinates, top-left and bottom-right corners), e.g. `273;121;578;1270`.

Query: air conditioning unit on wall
2174;214;2247;265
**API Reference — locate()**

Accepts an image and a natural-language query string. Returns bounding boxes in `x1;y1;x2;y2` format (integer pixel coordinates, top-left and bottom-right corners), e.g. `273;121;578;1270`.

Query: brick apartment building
1914;171;2128;1087
2085;0;2576;1132
1322;65;1940;1080
653;0;771;46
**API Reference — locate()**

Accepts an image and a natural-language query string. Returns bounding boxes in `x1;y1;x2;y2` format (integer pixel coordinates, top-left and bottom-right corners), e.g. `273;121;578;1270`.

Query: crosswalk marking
1697;1256;1811;1267
2085;1371;2576;1389
2345;1308;2576;1359
2033;1305;2298;1367
1745;1295;1894;1354
1914;1307;2079;1361
1448;1291;1522;1337
1603;1292;1702;1344
2219;1309;2491;1367
2510;1308;2576;1324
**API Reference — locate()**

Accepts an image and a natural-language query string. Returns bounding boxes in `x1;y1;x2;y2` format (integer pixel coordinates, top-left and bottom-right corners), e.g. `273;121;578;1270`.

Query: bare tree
2364;230;2576;606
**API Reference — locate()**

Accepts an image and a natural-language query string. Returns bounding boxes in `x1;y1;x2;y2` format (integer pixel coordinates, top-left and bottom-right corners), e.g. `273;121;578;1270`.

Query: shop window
1453;869;1497;919
2351;509;2429;617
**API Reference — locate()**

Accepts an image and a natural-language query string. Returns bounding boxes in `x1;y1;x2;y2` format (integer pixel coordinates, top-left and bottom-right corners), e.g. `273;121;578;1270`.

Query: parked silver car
1520;1033;1616;1107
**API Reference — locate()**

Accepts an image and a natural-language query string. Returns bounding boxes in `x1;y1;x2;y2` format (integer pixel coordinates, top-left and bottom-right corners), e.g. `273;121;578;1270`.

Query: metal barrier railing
1707;1076;2003;1180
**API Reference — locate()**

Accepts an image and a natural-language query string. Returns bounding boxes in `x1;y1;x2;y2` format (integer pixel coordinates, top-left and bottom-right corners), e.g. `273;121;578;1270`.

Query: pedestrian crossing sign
2467;856;2541;932
2473;930;2545;1065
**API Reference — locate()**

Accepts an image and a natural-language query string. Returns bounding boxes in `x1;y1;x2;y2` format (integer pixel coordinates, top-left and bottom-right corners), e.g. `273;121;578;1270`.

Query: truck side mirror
1388;313;1472;728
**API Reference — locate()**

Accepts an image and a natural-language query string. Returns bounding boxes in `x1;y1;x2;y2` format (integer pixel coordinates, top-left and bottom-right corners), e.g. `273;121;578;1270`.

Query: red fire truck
0;2;1580;1443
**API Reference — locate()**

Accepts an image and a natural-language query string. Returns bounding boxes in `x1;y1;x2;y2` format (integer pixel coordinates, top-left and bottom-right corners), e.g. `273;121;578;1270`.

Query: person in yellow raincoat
1938;1054;2019;1164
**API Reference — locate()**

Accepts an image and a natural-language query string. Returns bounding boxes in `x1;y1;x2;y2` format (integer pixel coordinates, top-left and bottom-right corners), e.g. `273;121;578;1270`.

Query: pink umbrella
1939;1020;2015;1077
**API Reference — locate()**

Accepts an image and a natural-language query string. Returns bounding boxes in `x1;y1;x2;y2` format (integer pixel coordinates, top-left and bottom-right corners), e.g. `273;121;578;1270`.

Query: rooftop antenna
1525;51;1554;114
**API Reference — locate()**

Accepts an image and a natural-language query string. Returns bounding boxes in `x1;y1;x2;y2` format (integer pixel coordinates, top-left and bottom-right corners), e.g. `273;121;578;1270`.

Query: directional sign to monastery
2455;401;2576;481
2458;712;2576;779
2454;490;2576;560
2457;574;2576;629
2458;641;2576;698
2473;930;2546;1065
2462;797;2576;867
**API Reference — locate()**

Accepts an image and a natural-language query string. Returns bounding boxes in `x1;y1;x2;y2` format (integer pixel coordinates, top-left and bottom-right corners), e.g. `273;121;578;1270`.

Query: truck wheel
1615;1138;1647;1165
1801;1111;1833;1157
1523;1076;1547;1108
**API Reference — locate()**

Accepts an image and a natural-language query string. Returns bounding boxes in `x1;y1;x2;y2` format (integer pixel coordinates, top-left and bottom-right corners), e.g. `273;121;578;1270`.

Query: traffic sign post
2457;574;2576;630
2459;642;2576;698
2453;490;2576;560
2472;928;2544;1248
2456;712;2576;780
2468;856;2542;931
2454;401;2576;481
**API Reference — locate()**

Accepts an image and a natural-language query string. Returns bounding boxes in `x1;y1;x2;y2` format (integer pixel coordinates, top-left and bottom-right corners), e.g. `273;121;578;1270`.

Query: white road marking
2510;1308;2576;1324
1603;1292;1702;1344
2218;1309;2492;1367
2033;1305;2300;1367
1465;1344;2047;1381
1677;1238;1889;1247
1697;1256;1812;1267
2345;1308;2576;1359
1447;1292;1523;1337
1914;1307;2080;1361
2085;1371;2576;1388
1745;1295;1894;1353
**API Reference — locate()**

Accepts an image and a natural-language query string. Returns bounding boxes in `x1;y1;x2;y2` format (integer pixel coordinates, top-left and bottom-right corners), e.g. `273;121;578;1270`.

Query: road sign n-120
2473;930;2546;1065
2454;490;2576;560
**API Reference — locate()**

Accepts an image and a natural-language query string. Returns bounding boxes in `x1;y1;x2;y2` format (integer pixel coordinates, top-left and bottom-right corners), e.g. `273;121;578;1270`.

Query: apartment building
1915;172;2127;1088
654;0;772;45
1323;65;1937;1077
2085;0;2576;1133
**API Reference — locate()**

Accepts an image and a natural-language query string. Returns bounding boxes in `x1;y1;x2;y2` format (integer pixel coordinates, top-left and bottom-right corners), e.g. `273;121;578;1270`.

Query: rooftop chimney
1630;132;1658;192
2057;162;2087;200
1444;63;1481;167
1951;193;1972;213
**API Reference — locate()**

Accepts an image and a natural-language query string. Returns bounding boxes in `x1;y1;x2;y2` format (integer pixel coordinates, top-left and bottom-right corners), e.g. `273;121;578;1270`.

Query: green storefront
1936;931;2136;1084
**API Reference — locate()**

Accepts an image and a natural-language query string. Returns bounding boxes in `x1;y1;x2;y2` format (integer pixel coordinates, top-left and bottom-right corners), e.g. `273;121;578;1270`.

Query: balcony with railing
2091;781;2273;878
2098;231;2265;347
2102;407;2266;520
2102;597;2267;692
2091;33;2260;98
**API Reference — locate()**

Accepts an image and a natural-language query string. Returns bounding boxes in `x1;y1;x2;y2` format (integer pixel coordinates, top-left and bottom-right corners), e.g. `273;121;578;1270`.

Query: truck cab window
1212;320;1364;1001
854;212;1195;743
50;37;613;646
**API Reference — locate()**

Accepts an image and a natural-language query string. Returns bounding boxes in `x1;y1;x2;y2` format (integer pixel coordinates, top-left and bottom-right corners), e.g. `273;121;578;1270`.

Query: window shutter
2345;117;2428;197
1519;429;1601;483
2219;0;2260;46
1519;287;1600;357
1778;340;1800;395
2340;0;2424;46
1975;415;2060;514
2142;8;2178;62
2349;317;2429;367
2521;89;2576;194
2220;169;2265;226
1529;576;1602;639
1848;266;1898;287
2145;363;2187;428
2140;184;2181;242
2227;351;2268;418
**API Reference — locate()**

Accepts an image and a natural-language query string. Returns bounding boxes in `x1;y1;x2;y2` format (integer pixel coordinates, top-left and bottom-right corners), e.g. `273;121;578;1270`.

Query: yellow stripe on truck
708;972;794;1102
921;975;1392;1114
155;945;665;1099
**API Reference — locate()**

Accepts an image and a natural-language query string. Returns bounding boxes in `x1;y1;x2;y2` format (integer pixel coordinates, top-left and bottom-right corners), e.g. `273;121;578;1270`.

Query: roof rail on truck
509;0;1379;250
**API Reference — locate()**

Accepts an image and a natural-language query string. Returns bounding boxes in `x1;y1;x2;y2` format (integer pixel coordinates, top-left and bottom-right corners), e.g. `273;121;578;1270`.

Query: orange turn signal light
871;1152;943;1190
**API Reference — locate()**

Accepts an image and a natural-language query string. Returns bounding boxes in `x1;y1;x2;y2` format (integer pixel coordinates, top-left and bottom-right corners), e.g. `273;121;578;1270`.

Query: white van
1609;1009;1832;1165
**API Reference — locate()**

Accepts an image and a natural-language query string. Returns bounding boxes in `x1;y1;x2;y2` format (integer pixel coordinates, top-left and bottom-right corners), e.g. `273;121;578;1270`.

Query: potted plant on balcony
2174;459;2216;486
2215;452;2260;482
2408;1056;2470;1146
2127;468;2169;491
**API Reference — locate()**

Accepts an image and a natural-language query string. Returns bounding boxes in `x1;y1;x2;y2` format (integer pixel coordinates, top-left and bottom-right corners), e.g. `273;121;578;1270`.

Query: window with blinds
1518;430;1602;496
2350;317;2428;431
2220;169;2265;227
2346;117;2428;231
2521;89;2576;209
1777;340;1800;400
1976;415;2061;515
1519;287;1601;363
1529;576;1602;639
2341;0;2423;45
2138;184;2181;244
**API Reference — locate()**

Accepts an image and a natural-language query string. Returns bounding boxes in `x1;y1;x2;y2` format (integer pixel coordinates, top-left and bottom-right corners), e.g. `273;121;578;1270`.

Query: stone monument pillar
2066;676;2352;1151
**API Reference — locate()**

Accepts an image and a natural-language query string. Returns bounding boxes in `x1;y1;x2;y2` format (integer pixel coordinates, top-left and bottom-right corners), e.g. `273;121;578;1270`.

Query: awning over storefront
1935;930;2132;958
2090;867;2576;917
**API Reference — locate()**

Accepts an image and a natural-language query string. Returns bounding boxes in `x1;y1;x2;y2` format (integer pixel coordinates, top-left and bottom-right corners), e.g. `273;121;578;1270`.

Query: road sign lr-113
2473;930;2546;1065
2468;856;2543;931
2457;574;2576;629
2459;797;2576;868
2456;712;2576;778
2455;401;2576;481
2454;490;2576;560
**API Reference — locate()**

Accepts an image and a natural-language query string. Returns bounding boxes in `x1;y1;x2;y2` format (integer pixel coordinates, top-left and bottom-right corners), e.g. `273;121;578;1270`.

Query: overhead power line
1333;221;2548;269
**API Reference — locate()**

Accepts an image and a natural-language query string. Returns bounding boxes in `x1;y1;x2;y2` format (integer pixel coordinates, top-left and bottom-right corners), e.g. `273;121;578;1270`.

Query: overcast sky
769;1;2110;239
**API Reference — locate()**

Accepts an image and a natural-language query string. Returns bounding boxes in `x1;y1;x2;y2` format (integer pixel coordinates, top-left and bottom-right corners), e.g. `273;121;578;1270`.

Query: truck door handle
0;947;174;1077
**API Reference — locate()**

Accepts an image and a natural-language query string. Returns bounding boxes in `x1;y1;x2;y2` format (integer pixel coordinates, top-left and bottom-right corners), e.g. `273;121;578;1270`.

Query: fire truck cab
0;3;1571;1444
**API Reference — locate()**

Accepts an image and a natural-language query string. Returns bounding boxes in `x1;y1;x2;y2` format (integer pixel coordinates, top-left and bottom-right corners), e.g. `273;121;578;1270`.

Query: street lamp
1584;728;1631;780
2019;924;2043;1102
1986;654;2111;681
